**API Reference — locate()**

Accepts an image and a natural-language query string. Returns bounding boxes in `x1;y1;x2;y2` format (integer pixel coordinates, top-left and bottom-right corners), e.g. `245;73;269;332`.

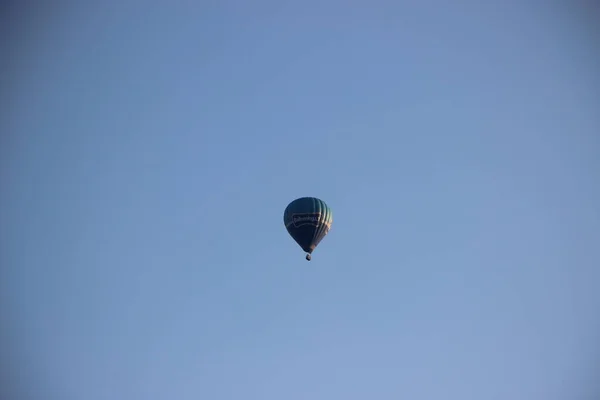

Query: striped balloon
283;197;333;261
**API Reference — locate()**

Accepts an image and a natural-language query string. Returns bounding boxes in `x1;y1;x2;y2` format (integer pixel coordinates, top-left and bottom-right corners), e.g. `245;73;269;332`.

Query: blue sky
2;2;599;399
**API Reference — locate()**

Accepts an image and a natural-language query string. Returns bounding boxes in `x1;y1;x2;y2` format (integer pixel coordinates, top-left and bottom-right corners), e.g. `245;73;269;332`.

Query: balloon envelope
283;197;333;258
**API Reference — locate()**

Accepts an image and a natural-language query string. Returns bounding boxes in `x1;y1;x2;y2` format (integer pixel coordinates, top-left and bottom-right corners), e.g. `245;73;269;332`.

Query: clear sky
2;2;599;400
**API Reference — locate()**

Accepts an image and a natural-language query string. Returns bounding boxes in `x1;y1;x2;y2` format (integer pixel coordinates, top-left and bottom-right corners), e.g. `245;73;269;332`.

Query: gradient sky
2;2;599;400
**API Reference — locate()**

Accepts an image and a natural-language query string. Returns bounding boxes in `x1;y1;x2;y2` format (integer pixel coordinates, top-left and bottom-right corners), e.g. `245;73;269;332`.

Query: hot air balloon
283;197;333;261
